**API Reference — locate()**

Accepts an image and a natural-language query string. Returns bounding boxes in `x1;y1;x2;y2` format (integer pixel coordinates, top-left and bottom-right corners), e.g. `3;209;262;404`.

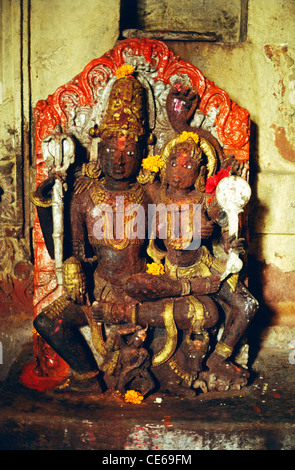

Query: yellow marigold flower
124;390;144;404
141;154;164;173
115;64;135;79
146;262;165;275
178;131;199;146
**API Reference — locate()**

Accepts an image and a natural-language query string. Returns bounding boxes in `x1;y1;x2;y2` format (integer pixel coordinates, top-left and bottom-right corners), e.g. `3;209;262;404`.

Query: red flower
205;166;231;195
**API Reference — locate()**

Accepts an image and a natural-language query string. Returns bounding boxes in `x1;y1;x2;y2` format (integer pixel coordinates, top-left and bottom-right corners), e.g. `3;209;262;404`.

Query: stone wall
162;0;295;348
0;0;294;380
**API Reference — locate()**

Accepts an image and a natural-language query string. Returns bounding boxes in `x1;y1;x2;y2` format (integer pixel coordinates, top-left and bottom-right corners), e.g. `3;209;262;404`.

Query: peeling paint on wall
271;124;295;162
264;44;295;163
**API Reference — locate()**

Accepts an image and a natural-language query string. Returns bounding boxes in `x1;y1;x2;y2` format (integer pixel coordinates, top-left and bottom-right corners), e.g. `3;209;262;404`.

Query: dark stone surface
0;343;295;450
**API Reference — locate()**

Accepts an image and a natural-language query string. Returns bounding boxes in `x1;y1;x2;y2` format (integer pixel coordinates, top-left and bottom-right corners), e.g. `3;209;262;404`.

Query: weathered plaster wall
30;0;120;105
0;0;294;379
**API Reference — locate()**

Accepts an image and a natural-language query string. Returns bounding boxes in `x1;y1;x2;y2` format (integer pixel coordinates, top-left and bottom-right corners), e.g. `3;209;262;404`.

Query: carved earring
194;166;206;192
82;161;101;179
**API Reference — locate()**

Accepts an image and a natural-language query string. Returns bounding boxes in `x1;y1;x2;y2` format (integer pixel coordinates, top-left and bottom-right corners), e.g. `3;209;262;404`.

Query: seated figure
126;130;258;393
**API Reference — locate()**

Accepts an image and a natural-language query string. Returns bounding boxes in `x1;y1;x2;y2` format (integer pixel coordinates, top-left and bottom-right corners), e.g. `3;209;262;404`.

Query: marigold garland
124;390;144;404
115;64;135;79
146;262;165;275
178;131;200;146
141;154;164;173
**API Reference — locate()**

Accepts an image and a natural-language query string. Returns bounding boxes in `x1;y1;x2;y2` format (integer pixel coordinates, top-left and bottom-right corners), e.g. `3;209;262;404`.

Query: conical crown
99;66;147;141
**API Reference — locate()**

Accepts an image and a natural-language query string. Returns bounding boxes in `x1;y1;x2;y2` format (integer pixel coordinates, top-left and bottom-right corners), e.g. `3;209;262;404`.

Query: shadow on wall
246;119;273;359
245;118;295;360
120;0;138;34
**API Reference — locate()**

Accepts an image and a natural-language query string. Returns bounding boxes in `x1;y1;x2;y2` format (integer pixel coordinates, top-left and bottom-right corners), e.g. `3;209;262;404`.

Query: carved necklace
90;178;145;207
90;178;145;250
159;186;204;250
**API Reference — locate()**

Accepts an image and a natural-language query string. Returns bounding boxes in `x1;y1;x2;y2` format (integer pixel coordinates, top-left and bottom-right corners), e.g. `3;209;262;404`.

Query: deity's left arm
204;195;246;257
143;179;161;204
203;194;226;227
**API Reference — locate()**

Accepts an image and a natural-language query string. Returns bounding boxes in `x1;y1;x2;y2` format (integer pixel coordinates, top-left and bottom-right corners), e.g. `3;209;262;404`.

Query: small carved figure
114;324;154;397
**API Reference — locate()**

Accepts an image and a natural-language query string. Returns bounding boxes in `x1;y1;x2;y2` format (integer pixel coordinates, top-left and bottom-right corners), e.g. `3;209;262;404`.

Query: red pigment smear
253;406;261;413
163;416;171;428
19;362;67;392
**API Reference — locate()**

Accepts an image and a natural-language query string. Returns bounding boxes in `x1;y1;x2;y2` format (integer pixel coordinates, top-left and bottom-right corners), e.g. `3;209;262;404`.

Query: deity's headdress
86;65;150;179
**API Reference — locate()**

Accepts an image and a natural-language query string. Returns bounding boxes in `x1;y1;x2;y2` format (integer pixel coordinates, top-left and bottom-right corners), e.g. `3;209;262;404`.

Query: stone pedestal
1;344;294;450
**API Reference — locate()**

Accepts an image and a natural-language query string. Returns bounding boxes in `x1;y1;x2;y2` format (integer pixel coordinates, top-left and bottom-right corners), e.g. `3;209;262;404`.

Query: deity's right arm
31;175;55;206
30;176;55;259
70;193;98;265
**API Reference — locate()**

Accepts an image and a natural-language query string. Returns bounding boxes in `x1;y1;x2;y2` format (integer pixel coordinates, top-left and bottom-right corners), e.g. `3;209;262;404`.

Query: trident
42;125;75;285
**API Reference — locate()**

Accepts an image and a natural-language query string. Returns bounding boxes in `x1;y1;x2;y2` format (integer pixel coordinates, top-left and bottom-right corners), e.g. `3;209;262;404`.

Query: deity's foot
197;361;249;393
177;388;198;399
52;369;102;395
163;385;197;399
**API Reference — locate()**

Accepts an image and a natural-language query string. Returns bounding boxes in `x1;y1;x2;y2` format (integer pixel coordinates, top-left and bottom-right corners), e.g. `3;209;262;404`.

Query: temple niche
1;0;295;451
19;38;258;398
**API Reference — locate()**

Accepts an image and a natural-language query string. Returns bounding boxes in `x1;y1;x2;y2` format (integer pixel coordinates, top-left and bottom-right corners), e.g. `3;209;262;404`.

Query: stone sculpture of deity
25;39;258;399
